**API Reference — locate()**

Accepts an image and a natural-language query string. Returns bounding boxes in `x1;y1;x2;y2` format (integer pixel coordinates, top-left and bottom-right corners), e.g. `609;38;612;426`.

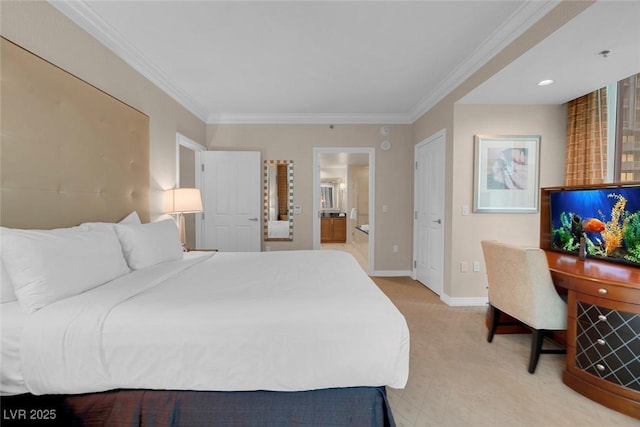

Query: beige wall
450;104;566;298
206;124;414;271
1;1;207;219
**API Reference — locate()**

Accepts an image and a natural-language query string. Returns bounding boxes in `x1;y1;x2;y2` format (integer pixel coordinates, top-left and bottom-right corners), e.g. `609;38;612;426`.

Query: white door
200;151;261;252
414;130;445;295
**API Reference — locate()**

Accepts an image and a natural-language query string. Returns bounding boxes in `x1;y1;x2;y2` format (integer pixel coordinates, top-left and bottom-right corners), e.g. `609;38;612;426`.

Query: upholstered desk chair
481;240;567;374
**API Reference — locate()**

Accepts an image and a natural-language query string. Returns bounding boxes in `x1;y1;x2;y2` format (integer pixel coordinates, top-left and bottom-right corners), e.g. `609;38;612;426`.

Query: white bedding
1;301;27;395
10;250;409;395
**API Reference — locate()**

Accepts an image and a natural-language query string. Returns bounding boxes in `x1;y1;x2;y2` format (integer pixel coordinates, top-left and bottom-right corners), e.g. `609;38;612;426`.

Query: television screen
549;185;640;266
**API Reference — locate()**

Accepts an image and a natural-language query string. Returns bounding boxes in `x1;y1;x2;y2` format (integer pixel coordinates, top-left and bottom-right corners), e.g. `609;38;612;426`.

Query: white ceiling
461;0;640;105
50;1;639;125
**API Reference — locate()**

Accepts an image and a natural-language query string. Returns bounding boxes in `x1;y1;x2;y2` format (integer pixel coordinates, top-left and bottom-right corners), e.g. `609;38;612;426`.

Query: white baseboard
370;270;413;277
440;294;488;307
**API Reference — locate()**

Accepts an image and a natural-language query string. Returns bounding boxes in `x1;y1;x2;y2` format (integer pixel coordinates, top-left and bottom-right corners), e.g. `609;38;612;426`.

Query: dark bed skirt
1;386;395;426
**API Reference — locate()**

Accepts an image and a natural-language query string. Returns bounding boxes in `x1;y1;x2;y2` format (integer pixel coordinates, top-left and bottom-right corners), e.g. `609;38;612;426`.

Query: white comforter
20;250;410;395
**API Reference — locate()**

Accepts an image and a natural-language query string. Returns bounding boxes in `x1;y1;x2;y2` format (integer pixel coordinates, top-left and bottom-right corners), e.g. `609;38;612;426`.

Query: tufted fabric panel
481;240;566;331
0;38;149;229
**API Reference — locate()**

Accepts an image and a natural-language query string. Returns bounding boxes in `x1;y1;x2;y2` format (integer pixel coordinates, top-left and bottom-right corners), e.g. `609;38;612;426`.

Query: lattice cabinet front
575;301;640;392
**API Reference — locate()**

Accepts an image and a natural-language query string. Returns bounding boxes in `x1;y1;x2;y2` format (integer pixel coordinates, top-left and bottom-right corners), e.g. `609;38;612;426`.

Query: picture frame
473;134;541;213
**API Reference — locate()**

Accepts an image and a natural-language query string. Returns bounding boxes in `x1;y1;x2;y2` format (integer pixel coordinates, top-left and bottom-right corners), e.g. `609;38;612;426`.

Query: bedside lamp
163;188;203;248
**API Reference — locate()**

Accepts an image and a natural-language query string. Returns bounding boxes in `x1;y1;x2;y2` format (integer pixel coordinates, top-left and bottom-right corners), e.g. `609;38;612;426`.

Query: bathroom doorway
312;147;374;274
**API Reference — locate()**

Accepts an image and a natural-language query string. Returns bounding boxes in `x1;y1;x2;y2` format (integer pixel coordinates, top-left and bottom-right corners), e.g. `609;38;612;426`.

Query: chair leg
529;329;546;374
487;305;500;343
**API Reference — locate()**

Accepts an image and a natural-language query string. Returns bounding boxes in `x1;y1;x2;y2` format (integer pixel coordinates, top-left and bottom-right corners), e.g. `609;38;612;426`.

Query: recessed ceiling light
537;79;554;87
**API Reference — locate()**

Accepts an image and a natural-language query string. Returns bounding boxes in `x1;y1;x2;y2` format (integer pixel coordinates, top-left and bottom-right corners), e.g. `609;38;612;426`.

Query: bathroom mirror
264;160;294;241
320;179;345;211
320;183;336;209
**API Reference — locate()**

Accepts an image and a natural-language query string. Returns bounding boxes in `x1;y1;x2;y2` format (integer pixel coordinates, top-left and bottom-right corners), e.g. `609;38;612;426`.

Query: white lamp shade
163;188;203;214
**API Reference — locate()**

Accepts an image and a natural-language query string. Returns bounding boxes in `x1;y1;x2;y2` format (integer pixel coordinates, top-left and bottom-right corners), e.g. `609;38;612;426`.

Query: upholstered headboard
0;38;149;229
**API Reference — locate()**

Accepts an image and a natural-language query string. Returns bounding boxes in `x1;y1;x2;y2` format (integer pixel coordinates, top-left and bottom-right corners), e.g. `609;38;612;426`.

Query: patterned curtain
565;88;608;185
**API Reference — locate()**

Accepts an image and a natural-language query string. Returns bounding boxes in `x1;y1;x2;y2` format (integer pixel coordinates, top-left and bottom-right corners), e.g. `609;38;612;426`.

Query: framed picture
473;134;541;213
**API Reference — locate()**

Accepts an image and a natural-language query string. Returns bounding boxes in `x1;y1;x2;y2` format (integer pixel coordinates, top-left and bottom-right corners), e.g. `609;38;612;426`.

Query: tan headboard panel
0;38;149;229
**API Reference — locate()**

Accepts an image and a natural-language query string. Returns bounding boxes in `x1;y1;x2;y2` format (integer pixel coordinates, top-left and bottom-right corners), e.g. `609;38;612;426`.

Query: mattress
4;250;409;396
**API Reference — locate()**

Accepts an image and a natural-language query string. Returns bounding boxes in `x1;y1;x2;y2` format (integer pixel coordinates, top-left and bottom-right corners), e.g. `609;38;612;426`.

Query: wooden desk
546;251;640;419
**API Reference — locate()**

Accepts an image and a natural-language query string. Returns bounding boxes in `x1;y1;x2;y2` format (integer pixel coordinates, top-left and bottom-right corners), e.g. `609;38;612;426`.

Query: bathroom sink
321;212;345;218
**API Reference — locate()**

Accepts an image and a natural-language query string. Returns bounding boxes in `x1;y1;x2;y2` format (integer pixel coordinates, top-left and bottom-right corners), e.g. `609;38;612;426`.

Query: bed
0;37;409;425
0;218;409;425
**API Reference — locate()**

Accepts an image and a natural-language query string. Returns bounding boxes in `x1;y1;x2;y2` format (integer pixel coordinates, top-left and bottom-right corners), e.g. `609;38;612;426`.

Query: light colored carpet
372;276;639;427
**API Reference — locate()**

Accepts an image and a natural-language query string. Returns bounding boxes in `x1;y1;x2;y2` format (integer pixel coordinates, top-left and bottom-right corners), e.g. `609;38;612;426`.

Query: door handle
432;219;442;224
248;218;259;222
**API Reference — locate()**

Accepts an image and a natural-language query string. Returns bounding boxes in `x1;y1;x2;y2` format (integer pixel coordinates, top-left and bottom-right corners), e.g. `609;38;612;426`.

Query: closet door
414;131;445;295
200;151;261;252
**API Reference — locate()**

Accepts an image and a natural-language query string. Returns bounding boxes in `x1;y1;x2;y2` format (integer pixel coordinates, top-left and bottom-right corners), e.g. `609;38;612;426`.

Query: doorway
176;133;206;249
312;147;375;274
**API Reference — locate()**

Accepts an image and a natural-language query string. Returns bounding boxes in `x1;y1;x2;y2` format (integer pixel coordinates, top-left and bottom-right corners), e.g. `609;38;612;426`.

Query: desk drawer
550;269;640;304
584;285;639;304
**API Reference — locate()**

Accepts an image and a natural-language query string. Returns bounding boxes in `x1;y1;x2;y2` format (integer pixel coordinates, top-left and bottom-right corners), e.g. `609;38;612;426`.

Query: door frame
176;133;207;185
413;129;445;295
312;147;375;275
176;133;206;247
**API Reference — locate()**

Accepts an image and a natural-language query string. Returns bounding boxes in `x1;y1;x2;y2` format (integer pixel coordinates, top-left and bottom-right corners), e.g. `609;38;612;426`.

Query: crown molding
49;0;209;122
50;0;558;126
407;0;560;123
212;112;412;125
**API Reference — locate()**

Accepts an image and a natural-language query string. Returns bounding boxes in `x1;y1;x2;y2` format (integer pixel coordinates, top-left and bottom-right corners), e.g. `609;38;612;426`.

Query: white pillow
1;226;130;313
114;220;183;270
1;261;17;303
119;211;141;225
81;211;142;232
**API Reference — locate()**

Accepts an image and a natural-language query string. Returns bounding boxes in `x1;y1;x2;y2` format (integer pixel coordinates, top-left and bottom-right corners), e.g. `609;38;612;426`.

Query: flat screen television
549;184;640;267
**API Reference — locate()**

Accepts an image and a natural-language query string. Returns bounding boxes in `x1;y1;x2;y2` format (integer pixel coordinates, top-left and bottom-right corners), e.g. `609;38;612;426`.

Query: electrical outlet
473;261;480;272
460;261;468;272
393;244;398;253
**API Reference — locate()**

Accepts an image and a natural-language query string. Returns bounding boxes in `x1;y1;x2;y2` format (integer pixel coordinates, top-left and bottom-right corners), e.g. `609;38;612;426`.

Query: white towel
268;221;290;238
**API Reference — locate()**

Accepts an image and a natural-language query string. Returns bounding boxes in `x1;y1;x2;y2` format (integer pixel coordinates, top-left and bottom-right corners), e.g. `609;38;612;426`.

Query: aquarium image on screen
549;186;640;266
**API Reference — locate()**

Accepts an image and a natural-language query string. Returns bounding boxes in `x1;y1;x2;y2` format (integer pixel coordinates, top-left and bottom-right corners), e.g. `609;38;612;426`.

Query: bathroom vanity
321;213;346;243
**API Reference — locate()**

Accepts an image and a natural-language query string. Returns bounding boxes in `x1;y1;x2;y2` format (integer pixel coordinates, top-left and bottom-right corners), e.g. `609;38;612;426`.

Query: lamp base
178;213;187;251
